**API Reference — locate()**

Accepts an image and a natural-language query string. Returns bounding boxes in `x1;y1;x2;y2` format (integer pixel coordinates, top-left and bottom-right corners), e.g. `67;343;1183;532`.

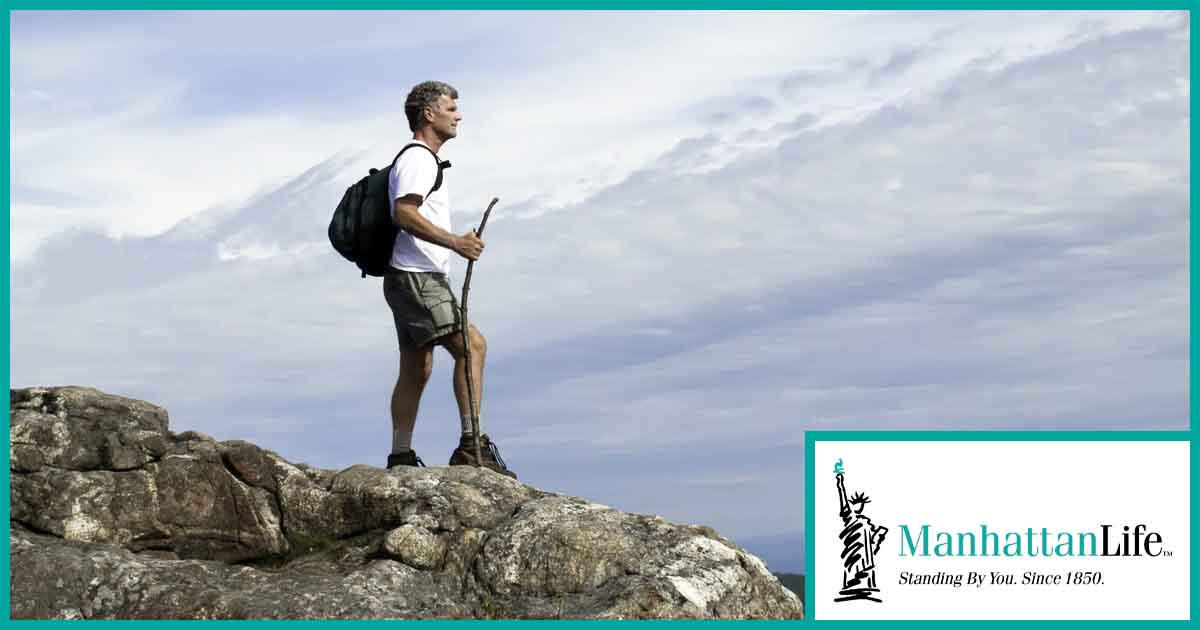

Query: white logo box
805;432;1191;621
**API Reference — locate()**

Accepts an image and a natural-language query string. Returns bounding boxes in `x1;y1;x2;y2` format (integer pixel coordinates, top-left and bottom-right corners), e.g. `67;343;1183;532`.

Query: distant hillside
774;573;805;601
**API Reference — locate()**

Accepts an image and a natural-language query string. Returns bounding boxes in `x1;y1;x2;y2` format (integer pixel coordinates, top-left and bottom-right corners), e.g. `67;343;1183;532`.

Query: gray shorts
383;268;462;351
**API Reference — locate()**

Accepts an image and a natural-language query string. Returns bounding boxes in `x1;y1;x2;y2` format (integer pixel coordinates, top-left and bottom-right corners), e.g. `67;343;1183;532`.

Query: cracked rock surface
10;386;803;620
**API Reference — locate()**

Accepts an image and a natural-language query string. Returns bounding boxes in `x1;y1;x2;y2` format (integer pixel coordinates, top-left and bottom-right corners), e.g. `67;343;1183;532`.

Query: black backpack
328;143;450;278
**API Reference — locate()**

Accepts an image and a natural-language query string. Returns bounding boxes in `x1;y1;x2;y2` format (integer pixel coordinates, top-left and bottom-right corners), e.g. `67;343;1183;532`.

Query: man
382;80;516;479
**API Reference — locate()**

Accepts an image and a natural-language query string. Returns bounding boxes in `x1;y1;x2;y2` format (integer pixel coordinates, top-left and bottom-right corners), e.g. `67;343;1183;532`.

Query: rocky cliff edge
9;386;803;620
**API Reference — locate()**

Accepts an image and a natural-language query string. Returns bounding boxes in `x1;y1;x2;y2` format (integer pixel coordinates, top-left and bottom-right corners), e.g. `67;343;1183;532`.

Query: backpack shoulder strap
394;143;451;194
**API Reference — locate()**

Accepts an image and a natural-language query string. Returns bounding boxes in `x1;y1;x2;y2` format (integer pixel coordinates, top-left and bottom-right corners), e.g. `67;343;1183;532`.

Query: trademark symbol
1163;550;1173;557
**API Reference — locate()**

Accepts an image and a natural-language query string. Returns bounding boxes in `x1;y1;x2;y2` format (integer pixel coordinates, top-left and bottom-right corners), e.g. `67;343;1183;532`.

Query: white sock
392;429;413;453
460;414;483;437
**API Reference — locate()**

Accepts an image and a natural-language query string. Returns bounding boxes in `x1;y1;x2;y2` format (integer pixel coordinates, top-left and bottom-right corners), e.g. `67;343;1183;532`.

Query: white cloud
14;11;1185;264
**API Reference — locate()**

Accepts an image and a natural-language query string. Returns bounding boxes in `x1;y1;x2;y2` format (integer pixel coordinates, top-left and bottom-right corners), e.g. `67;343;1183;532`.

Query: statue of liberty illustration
834;458;888;603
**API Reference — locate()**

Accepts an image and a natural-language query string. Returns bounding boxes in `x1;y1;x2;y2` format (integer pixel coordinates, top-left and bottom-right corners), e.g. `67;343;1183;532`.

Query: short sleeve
390;147;439;203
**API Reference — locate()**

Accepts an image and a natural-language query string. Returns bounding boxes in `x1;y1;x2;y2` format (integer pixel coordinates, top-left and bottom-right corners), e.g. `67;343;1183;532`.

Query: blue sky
9;11;1190;573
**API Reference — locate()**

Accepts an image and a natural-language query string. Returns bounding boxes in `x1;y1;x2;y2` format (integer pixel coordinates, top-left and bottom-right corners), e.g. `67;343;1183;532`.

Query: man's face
426;94;461;140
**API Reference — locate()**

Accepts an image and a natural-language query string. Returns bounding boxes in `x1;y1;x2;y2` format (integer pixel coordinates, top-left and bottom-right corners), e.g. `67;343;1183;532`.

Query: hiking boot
386;450;426;469
449;434;517;479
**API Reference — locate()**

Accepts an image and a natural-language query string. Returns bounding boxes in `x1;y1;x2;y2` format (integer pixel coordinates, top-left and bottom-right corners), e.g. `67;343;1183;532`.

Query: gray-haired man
382;80;515;479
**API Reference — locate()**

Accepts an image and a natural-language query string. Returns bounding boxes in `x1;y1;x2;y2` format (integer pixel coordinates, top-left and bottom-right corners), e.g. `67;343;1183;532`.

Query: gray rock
384;524;446;570
10;386;803;620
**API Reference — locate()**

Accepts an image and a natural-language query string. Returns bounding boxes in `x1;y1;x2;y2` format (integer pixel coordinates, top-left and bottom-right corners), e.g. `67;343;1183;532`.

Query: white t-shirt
388;140;452;274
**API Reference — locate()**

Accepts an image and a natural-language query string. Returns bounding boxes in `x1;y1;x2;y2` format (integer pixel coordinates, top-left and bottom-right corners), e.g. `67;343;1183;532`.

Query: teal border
3;7;12;624
804;431;1195;623
4;8;1194;627
1;2;1195;7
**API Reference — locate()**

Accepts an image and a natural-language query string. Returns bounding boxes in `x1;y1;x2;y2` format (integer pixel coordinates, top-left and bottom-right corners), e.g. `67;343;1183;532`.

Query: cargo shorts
383;268;463;351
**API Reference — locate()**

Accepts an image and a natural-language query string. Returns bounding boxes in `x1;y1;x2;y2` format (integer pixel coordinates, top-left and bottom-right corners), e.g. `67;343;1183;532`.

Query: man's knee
440;325;485;359
469;327;487;356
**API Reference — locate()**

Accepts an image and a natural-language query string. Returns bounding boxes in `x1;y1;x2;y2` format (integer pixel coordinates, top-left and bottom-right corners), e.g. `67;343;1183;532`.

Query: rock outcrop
9;386;803;620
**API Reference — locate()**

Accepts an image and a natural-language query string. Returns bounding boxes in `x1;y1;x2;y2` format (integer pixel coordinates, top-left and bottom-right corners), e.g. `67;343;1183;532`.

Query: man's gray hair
405;81;459;132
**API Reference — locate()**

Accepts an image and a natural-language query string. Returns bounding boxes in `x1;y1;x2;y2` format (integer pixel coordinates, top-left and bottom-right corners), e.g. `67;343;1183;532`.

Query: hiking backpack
328;143;450;278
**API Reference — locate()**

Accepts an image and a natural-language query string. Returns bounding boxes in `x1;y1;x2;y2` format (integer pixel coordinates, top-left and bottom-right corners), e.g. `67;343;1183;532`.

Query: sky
8;10;1191;574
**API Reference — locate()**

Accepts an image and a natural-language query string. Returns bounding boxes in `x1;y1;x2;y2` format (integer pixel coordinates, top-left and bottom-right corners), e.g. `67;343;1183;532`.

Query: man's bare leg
391;345;434;453
438;323;514;477
439;324;487;431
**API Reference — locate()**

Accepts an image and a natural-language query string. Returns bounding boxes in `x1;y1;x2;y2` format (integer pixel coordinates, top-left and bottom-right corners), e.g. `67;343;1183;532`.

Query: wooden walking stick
461;197;498;468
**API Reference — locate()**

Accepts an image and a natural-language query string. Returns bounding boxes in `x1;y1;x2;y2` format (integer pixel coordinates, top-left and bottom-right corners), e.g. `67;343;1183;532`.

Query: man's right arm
393;194;484;260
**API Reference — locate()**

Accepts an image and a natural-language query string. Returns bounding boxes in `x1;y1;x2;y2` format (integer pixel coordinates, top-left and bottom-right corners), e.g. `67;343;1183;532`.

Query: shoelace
484;439;507;470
